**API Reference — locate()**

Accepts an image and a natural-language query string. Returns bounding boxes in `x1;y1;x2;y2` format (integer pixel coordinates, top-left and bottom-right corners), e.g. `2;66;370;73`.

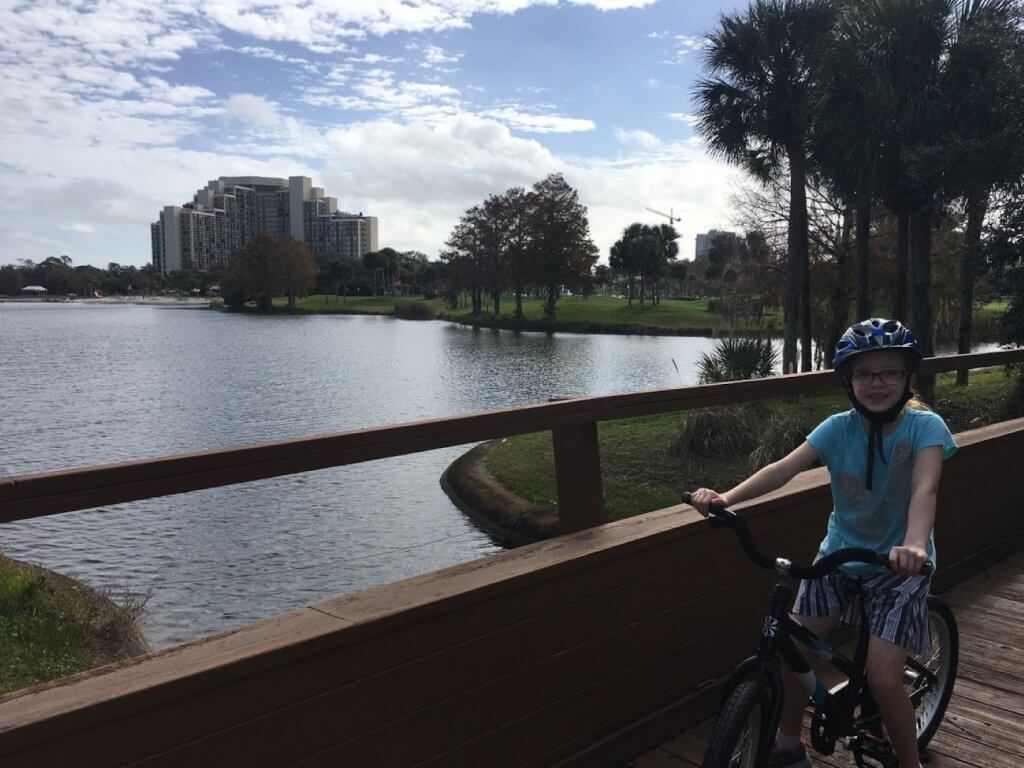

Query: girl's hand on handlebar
688;488;729;518
889;545;928;577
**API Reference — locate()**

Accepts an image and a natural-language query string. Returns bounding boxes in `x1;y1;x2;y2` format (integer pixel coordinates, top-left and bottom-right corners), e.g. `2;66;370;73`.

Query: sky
0;0;748;269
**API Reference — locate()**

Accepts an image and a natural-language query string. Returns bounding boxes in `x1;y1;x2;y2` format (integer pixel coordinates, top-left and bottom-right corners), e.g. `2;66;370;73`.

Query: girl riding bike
690;318;957;768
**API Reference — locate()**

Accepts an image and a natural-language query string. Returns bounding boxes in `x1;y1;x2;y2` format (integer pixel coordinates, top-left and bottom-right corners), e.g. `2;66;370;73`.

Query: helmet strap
843;382;913;490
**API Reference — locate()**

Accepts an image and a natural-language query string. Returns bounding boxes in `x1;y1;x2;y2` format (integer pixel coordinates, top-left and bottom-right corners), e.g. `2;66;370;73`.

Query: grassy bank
483;369;1023;523
241;294;1007;341
0;555;148;696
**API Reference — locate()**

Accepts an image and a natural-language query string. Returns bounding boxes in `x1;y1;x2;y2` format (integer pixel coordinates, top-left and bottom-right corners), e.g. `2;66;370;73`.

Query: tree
362;251;385;295
501;187;533;319
278;237;318;310
696;0;835;373
941;0;1024;383
443;209;486;315
667;261;689;297
0;265;24;295
526;174;598;319
812;0;963;401
610;223;654;306
984;184;1024;347
650;224;680;304
223;235;317;311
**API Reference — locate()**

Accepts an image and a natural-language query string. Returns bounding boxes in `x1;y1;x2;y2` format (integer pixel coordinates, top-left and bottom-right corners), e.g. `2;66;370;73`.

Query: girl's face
848;349;913;414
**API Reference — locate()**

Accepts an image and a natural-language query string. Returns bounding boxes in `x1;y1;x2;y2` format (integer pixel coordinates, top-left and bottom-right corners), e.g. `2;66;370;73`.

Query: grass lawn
484;369;1023;523
0;555;145;696
265;294;1009;340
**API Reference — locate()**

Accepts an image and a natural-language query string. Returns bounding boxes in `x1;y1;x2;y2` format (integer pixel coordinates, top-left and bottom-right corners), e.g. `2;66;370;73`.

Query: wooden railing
1;350;1023;767
3;349;1021;531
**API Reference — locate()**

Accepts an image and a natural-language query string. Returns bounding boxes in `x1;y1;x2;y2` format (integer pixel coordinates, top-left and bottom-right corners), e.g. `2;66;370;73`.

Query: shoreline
220;301;1004;344
440;440;558;547
0;555;150;697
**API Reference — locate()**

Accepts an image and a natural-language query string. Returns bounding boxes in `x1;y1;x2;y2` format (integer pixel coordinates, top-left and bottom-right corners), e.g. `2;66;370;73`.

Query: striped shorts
793;567;932;655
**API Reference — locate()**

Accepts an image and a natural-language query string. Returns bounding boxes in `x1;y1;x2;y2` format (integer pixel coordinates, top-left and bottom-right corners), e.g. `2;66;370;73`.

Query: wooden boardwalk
629;550;1024;768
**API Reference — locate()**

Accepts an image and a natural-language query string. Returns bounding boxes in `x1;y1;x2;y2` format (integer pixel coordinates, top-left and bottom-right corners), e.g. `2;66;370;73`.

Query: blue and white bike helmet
833;318;922;378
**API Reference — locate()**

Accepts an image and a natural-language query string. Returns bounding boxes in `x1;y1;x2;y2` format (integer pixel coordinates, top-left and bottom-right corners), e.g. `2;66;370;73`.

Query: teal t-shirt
806;407;957;573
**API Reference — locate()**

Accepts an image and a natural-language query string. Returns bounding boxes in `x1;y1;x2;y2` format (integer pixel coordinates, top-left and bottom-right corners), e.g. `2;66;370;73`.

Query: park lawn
282;294;762;333
484;368;1022;523
272;294;1008;339
0;555;143;695
276;295;449;315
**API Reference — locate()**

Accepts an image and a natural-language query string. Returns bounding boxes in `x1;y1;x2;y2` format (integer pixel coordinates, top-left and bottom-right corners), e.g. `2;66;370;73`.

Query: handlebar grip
681;491;729;518
875;551;935;576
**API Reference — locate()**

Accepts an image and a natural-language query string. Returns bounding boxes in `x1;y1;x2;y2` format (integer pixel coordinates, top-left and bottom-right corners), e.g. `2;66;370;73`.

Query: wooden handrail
1;349;1022;525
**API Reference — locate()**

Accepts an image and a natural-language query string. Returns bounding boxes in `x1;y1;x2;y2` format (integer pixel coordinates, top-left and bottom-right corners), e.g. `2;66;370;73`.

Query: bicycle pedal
810;706;836;755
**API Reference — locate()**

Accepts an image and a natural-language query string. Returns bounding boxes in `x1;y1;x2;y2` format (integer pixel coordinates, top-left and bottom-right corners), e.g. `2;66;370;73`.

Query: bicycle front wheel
907;596;959;750
701;679;773;768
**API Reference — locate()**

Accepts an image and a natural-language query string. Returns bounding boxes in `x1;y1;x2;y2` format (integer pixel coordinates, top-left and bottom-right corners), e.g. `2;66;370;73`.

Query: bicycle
681;493;959;768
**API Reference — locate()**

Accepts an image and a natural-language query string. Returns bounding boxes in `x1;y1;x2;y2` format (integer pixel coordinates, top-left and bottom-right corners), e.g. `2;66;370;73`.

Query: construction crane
646;207;680;226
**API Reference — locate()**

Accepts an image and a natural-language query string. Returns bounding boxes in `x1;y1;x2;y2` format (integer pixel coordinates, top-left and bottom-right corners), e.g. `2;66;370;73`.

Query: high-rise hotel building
151;176;379;274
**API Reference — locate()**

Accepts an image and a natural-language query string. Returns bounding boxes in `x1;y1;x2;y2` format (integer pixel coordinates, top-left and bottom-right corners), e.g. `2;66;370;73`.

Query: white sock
774;731;801;751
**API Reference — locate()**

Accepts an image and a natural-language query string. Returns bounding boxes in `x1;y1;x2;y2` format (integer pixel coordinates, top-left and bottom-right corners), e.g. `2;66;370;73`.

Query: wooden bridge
631;549;1024;768
0;350;1022;767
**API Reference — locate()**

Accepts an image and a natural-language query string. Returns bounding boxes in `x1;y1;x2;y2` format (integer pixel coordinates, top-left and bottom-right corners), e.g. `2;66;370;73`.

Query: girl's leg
866;635;919;768
778;614;838;740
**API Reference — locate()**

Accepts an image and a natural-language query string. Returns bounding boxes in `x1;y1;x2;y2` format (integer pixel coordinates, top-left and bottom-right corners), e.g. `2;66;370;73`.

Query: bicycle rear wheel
907;596;959;750
701;679;773;768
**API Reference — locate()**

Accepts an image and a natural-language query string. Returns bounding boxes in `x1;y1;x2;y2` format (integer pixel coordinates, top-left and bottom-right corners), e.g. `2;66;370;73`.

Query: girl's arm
891;444;944;576
689;441;820;516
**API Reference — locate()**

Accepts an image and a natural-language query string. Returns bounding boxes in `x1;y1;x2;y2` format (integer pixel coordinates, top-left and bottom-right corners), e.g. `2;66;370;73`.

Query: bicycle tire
701;679;773;768
911;596;959;750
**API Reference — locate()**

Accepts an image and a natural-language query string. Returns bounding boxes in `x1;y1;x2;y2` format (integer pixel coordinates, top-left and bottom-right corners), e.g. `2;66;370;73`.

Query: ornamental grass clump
748;412;812;472
669;406;754;458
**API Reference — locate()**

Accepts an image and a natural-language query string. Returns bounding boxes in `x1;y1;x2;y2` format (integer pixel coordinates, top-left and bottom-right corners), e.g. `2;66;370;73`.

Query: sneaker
767;741;813;767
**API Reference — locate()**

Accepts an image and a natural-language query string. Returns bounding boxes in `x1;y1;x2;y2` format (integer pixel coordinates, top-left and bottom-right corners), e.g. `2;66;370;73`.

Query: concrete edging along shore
440;440;559;547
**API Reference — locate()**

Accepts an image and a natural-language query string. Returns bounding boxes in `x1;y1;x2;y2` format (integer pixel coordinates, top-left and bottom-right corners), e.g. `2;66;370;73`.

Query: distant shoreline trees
441;173;599;320
222;235;318;311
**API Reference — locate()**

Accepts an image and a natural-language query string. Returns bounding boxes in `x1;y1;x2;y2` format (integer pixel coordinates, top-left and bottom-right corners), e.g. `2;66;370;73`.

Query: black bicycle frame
721;569;939;763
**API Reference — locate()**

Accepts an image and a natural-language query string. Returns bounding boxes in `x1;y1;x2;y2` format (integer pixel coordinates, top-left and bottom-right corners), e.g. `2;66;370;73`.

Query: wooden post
552;421;605;534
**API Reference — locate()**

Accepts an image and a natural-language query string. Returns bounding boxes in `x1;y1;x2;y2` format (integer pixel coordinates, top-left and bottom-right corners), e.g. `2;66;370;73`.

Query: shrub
669;406;755;458
748;412;812;473
698;337;778;383
393;301;435;320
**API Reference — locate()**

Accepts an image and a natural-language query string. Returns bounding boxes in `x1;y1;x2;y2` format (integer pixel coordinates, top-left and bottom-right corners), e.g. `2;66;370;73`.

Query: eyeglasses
849;369;909;386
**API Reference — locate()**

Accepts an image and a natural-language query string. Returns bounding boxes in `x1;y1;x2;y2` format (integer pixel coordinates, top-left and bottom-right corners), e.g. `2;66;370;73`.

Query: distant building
21;285;48;295
693;229;738;279
151;176;379;275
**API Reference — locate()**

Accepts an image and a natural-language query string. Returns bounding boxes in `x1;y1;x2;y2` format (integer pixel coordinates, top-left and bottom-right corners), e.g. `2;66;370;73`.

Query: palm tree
695;0;836;373
941;0;1024;383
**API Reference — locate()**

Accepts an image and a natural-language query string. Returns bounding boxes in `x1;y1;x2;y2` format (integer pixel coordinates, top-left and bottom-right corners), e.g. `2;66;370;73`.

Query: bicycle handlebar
681;492;933;579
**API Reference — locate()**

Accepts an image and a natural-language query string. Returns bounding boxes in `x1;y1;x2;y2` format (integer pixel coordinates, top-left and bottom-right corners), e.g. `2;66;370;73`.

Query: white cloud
224;93;283;127
417;44;464;70
614;127;662;149
316;116;736;261
61;222;96;234
483;106;596;134
667;113;700;127
675;34;707;56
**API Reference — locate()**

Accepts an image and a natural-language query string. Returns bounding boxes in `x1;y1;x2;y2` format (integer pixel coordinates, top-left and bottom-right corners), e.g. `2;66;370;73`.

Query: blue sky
0;0;747;269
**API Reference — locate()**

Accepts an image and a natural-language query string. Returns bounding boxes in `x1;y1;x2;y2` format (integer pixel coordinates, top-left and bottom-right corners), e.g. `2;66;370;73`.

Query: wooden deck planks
627;551;1024;768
